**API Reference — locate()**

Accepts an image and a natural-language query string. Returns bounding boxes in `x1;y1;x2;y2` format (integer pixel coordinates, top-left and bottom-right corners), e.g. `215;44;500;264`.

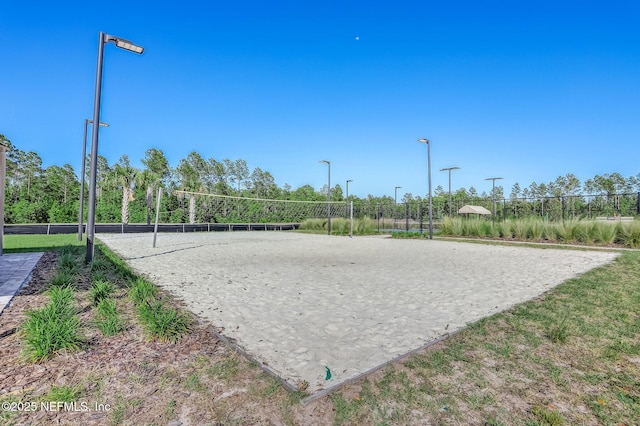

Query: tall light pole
440;166;460;217
417;138;433;239
320;160;331;235
485;177;503;223
78;119;108;241
346;179;353;217
86;32;144;263
0;142;7;256
394;185;402;230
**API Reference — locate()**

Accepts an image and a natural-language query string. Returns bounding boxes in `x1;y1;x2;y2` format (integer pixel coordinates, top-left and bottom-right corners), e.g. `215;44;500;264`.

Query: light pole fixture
394;186;402;206
78;119;108;241
485;177;504;223
320;160;331;235
417;138;433;239
440;166;460;217
86;32;144;263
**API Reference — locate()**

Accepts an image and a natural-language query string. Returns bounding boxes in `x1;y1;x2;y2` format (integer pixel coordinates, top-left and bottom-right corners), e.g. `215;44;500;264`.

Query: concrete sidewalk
0;253;43;316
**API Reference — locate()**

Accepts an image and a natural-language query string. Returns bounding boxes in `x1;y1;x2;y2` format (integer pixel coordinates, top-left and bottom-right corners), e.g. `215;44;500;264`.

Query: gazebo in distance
458;205;492;217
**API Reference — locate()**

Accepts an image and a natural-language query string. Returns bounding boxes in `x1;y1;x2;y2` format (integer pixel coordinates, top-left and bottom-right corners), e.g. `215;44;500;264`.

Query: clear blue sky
2;1;639;199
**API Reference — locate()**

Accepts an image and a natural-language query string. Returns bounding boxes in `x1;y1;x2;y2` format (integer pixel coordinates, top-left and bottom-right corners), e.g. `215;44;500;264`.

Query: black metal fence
349;193;640;228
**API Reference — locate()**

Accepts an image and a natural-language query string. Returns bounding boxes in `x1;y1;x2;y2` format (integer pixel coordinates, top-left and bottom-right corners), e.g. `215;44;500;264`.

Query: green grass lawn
3;234;85;253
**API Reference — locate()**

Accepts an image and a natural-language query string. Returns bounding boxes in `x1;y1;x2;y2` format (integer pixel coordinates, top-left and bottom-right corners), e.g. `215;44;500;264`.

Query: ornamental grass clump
57;251;80;275
22;286;83;362
137;300;192;343
527;218;545;241
576;221;597;245
594;222;618;245
331;218;350;235
94;299;125;336
619;221;640;248
354;217;376;235
555;219;580;243
89;280;116;306
479;221;493;237
49;270;76;289
511;219;528;240
299;218;325;231
129;277;158;306
462;219;482;237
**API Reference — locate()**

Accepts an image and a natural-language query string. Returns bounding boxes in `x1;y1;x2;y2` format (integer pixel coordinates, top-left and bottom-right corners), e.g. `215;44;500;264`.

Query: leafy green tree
225;158;249;193
176;151;206;191
44;165;77;205
510;182;522;199
291;184;319;201
248;167;277;198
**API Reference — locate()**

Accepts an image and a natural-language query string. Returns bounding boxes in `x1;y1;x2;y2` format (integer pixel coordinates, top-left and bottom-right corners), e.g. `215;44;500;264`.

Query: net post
350;201;354;238
405;202;409;231
153;187;162;248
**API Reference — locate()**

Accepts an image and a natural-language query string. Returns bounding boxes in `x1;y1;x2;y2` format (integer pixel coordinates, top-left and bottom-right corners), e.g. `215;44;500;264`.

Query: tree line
1;133;639;224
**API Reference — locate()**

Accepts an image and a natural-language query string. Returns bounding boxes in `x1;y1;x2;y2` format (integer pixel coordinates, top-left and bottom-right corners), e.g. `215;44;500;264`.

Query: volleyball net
163;191;350;224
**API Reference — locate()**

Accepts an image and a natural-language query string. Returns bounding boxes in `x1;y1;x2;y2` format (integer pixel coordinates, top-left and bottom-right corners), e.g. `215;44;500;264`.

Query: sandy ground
98;232;619;395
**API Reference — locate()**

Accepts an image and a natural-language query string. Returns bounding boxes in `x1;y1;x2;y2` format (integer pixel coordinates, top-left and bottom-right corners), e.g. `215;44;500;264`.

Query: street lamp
320;160;331;235
417;138;433;239
78;119;108;241
0;142;7;256
394;186;402;230
485;177;504;223
440;166;460;217
346;179;353;216
86;32;144;263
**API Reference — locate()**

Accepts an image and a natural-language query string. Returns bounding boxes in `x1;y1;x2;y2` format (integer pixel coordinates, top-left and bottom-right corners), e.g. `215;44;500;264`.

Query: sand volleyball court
98;232;618;396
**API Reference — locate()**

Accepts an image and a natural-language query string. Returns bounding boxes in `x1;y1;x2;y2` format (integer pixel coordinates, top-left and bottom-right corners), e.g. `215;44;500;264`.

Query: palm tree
141;148;170;225
115;155;137;225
